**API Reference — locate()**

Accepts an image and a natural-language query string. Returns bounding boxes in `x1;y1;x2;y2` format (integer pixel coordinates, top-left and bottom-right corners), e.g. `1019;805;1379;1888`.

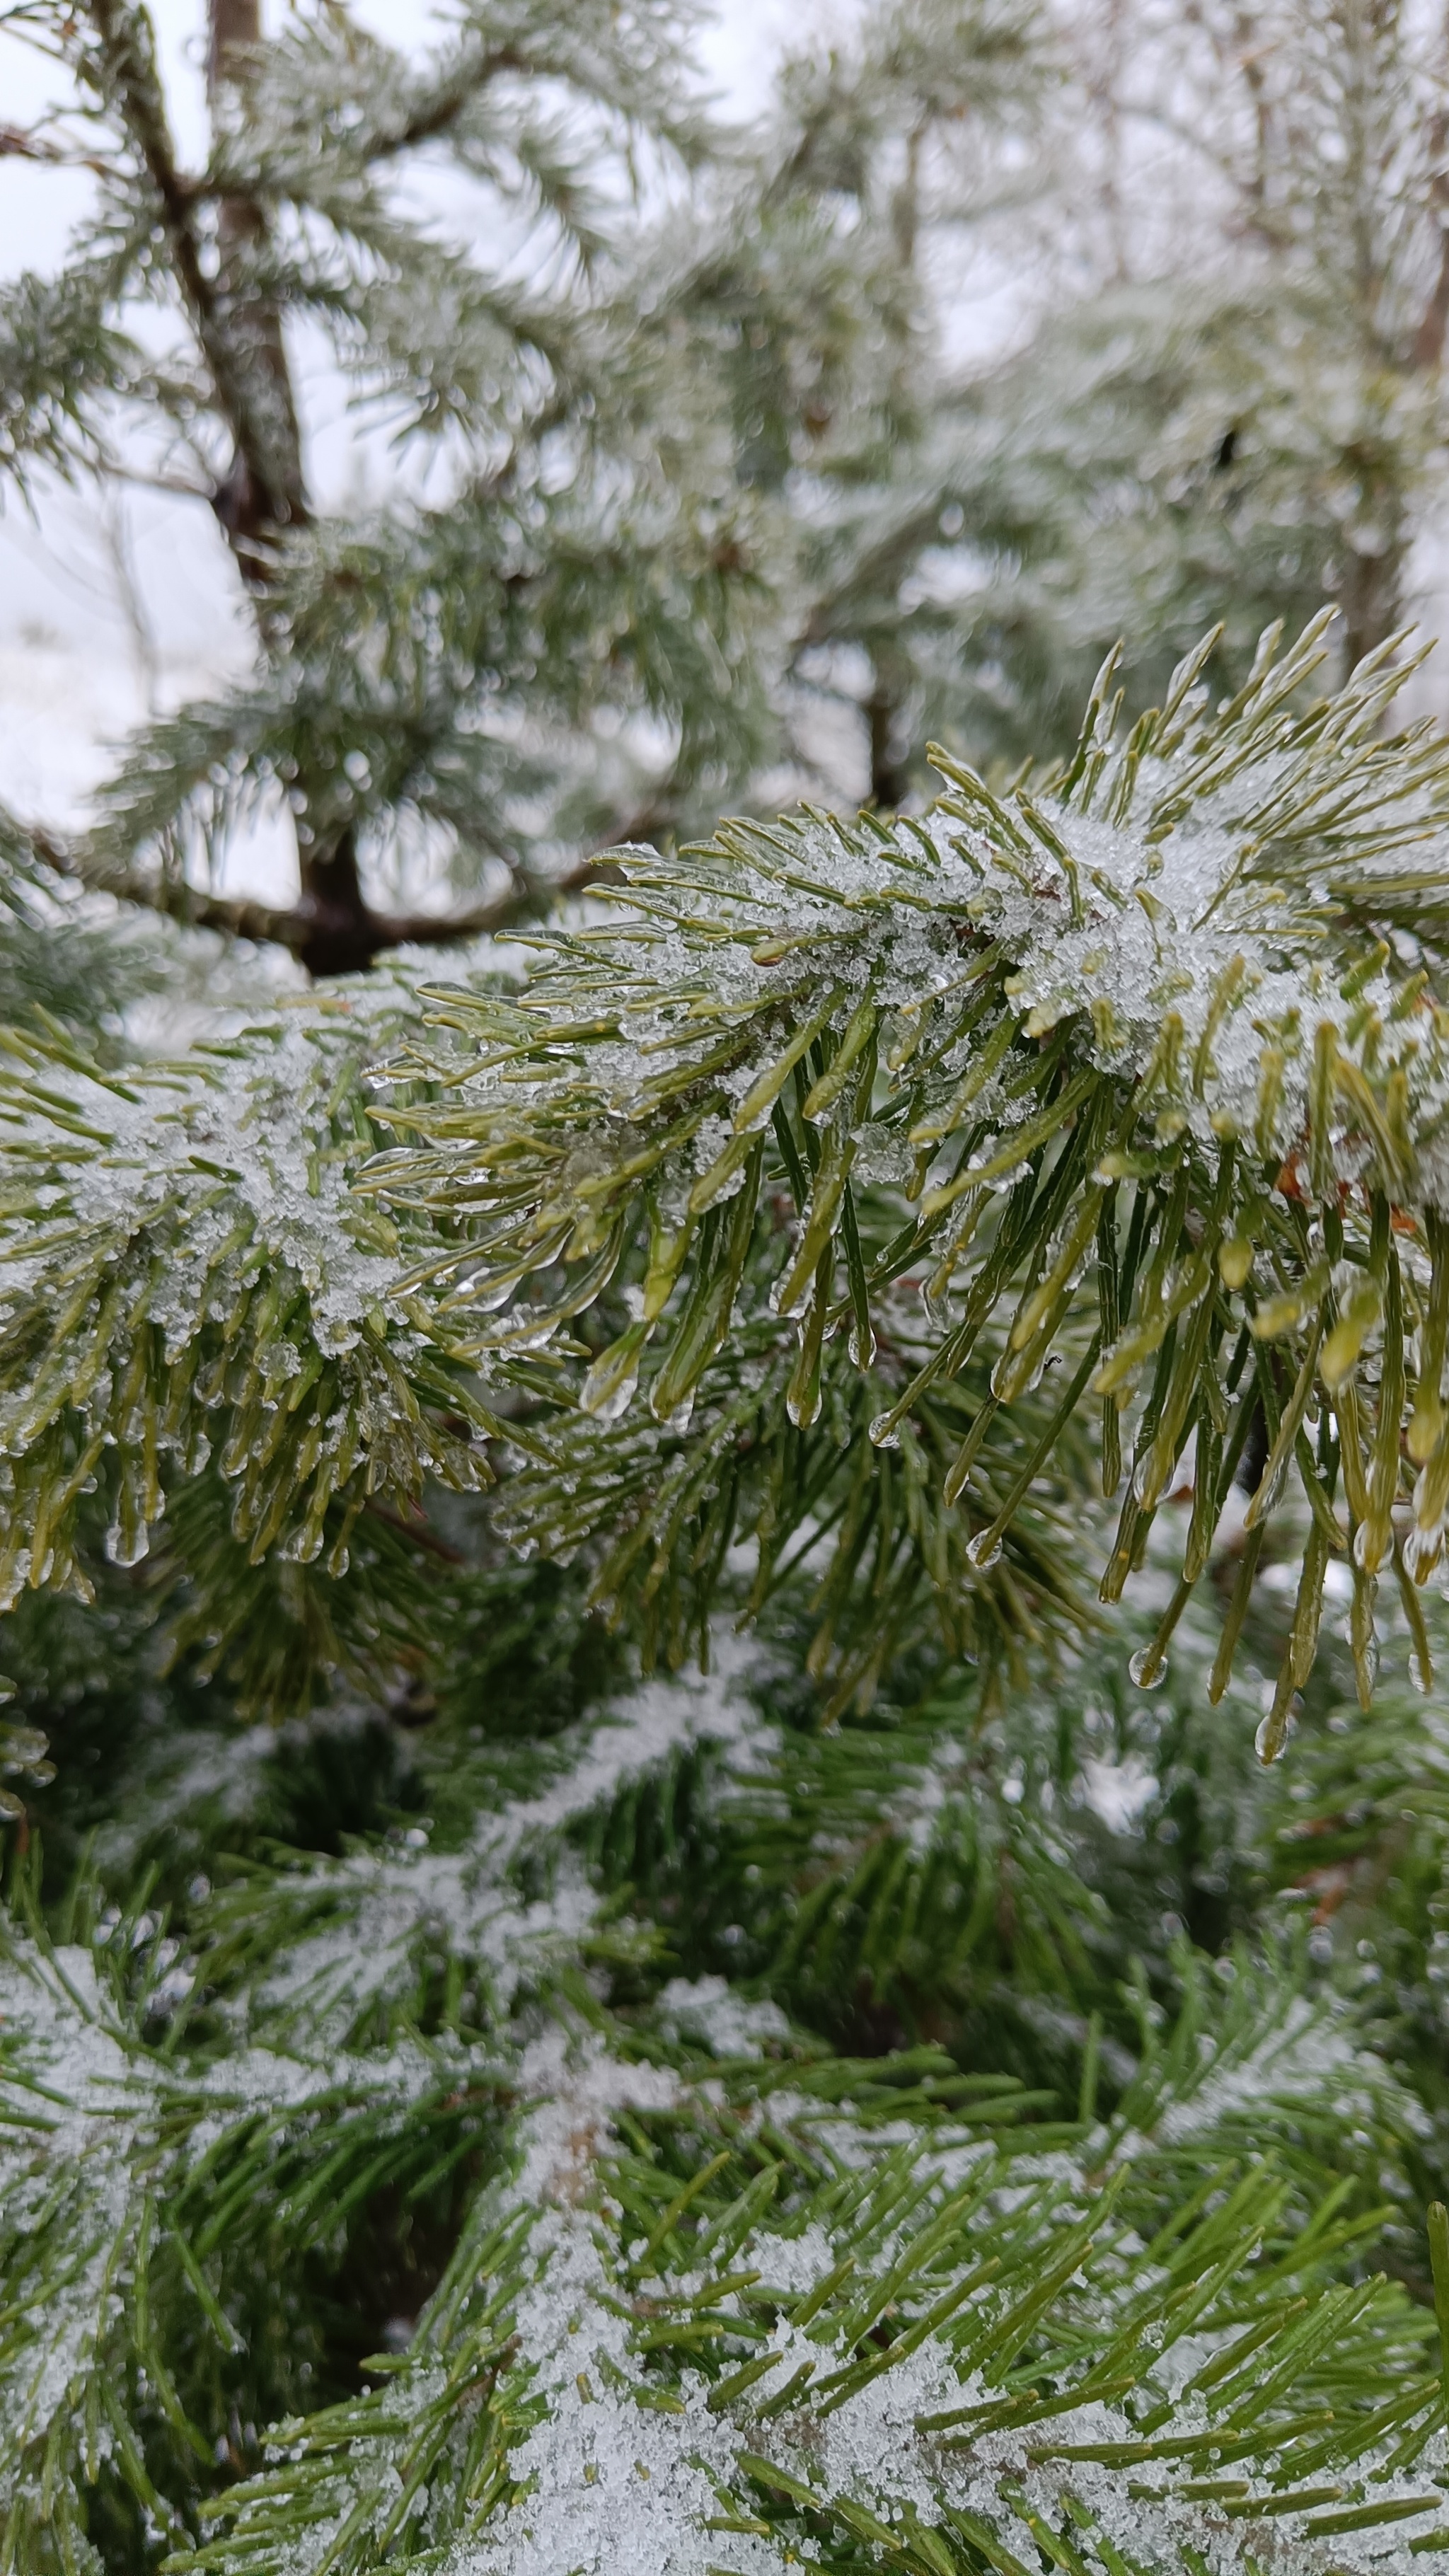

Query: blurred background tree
0;0;1046;971
935;0;1449;759
9;1;1449;928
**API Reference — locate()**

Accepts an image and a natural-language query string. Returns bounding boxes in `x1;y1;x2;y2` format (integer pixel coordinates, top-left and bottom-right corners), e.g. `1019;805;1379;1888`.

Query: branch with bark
30;824;623;976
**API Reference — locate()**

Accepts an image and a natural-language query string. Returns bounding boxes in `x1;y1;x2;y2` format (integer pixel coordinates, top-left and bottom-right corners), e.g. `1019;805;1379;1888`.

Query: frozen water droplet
104;1518;149;1568
1405;1522;1443;1581
1411;1648;1433;1694
583;1365;639;1423
849;1323;877;1368
1352;1520;1385;1571
1128;1646;1167;1690
1254;1712;1283;1762
507;1311;559;1351
966;1529;1003;1569
992;1346;1044;1399
869;1411;901;1449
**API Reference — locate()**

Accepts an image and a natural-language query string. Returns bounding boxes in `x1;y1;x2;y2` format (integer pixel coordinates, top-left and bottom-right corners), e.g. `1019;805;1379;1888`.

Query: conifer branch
30;819;624;971
8;623;1449;1721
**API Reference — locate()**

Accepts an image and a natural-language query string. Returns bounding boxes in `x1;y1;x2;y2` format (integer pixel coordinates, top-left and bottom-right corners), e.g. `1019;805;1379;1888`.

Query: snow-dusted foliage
187;2015;1442;2576
350;618;1449;1721
0;971;493;1611
10;11;1449;2575
0;1636;1440;2576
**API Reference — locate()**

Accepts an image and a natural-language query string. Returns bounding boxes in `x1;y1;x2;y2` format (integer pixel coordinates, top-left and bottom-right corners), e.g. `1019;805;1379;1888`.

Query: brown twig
30;824;625;971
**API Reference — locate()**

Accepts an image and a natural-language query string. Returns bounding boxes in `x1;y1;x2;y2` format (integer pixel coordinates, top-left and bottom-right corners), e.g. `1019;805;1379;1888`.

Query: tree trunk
867;679;910;810
1338;536;1401;678
206;0;384;974
1336;443;1403;676
290;826;394;978
206;0;306;587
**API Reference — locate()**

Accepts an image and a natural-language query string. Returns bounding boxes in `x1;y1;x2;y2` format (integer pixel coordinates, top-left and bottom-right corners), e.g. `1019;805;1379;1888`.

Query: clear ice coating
0;971;494;1601
1254;1711;1285;1762
1128;1644;1168;1690
7;613;1449;1697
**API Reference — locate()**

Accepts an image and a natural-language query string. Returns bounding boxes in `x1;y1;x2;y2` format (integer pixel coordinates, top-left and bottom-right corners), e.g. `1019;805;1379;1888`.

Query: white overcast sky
0;1;830;898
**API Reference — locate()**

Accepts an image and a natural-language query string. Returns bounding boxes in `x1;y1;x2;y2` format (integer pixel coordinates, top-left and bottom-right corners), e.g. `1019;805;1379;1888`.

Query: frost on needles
0;1635;1443;2576
8;618;1449;1724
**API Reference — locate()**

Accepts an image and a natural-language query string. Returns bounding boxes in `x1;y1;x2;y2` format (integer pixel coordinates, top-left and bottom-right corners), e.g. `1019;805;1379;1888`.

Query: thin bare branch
29;820;621;971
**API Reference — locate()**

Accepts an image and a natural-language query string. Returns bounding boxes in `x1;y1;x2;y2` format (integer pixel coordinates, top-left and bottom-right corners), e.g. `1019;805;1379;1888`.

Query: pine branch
0;260;143;494
31;811;625;972
352;618;1449;1721
160;1926;1439;2574
33;466;751;974
0;1637;1433;2573
0;116;119;178
11;622;1449;1720
6;620;1449;1714
0;977;497;1607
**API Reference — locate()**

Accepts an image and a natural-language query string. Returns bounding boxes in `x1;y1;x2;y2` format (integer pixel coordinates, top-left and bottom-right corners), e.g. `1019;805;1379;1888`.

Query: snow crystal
655;1974;791;2057
252;1624;770;2045
0;1939;159;2448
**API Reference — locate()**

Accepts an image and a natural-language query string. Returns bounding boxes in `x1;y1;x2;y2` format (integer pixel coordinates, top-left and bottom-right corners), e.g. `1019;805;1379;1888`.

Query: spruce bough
7;618;1449;1719
0;1633;1444;2576
8;623;1449;2571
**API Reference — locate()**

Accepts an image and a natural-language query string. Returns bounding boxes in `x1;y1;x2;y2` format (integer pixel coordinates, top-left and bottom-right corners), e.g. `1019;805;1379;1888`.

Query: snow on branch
362;618;1449;1724
9;623;1449;1718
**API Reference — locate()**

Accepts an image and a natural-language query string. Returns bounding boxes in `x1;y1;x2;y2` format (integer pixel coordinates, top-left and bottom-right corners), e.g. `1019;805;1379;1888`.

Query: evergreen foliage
0;0;1045;959
940;0;1449;762
10;5;1449;2574
4;619;1449;2570
8;620;1449;1719
1;1576;1448;2576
